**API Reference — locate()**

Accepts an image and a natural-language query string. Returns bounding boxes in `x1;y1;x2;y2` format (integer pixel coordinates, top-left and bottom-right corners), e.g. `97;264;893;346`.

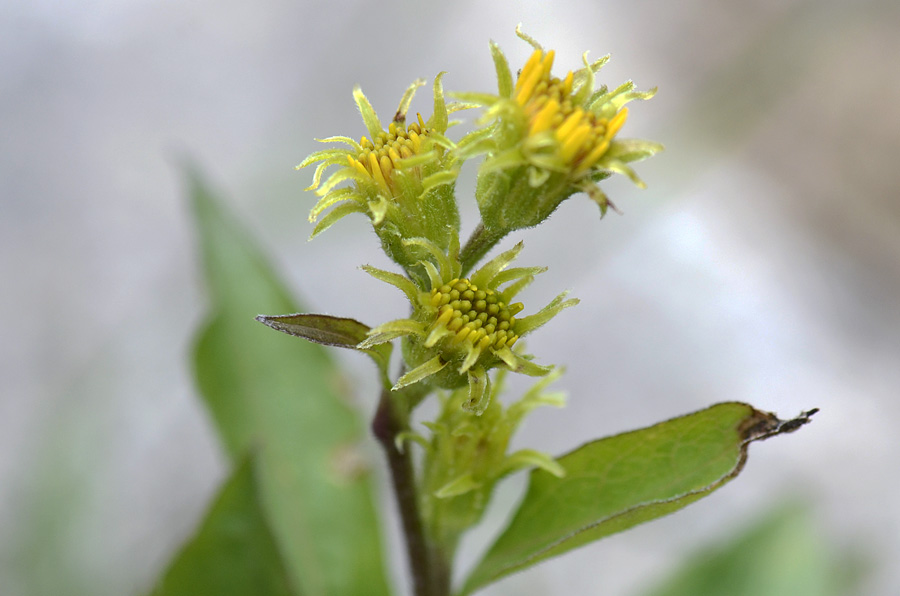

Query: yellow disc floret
347;115;437;196
514;49;629;176
426;278;523;357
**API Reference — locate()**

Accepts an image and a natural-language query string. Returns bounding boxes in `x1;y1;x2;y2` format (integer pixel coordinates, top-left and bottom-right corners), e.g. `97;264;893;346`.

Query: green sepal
490;40;513;98
395;78;426;122
422;169;460;192
309;187;358;222
462;366;491;414
604;138;665;164
394;355;447;390
309;201;367;239
430;72;449;133
434;473;481;498
359;319;426;349
514;23;542;51
515;291;580;337
353;86;383;140
469;241;524;289
360;264;420;304
402;236;461;281
448;91;505;107
311;135;363;151
500;448;566;478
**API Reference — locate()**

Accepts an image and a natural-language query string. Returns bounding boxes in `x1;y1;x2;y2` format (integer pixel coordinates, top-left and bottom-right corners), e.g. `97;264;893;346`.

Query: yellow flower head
298;75;464;281
347;114;439;198
358;234;577;413
515;49;631;177
455;26;663;232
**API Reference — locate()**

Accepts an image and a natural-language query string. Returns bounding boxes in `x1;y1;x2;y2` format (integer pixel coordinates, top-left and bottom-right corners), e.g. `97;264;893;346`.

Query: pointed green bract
396;79;427;122
149;455;298;596
461;402;815;594
431;73;449;133
489;40;513;98
394;355;447;390
361;265;420;303
187;172;389;596
515;291;580;337
353;86;383;141
469;241;523;289
463;366;490;414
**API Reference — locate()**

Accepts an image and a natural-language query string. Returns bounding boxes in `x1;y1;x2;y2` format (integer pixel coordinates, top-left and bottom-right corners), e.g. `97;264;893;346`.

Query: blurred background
2;0;898;594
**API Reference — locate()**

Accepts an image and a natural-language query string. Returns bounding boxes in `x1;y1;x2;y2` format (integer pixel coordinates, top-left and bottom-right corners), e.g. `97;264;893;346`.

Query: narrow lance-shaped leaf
149;454;299;596
460;402;817;595
187;171;390;596
256;313;392;382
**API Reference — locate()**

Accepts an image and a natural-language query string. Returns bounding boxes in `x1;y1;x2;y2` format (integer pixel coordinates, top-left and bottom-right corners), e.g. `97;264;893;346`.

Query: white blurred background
2;0;898;595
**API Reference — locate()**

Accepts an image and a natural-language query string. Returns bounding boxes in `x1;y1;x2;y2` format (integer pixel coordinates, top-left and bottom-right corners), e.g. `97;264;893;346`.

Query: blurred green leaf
149;454;299;596
639;503;863;596
187;172;390;596
461;402;815;594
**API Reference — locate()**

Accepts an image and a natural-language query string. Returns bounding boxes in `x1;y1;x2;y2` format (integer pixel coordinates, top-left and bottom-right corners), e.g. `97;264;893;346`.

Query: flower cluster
263;26;662;561
293;27;660;413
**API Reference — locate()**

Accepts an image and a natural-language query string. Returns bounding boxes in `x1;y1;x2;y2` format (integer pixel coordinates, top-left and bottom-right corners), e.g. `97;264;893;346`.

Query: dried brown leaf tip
741;407;819;443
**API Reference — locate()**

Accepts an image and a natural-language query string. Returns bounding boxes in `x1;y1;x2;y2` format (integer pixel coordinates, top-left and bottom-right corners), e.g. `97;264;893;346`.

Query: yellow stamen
348;156;369;178
575;138;611;174
541;50;556;79
514;50;544;95
453;326;472;344
379;155;393;180
409;130;421;153
367;152;388;192
606;107;628;138
561;71;574;96
388;147;402;168
436;306;454;326
560;123;592;163
515;51;547;105
555;107;585;141
530;99;560;136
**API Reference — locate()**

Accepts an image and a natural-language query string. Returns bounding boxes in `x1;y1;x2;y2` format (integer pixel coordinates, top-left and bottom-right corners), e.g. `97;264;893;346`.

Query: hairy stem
372;389;450;596
459;223;508;276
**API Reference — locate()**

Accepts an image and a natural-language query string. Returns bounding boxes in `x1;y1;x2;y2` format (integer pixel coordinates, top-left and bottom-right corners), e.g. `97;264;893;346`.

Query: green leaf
640;503;863;596
461;402;817;594
187;171;390;596
149;454;299;596
256;313;392;380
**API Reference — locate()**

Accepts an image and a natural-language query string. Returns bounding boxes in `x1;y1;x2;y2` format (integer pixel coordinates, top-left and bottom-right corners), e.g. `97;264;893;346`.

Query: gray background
2;0;899;595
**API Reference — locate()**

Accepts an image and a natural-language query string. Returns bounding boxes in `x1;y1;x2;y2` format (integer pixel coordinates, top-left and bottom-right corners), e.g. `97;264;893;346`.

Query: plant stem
459;223;508;276
372;389;451;596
